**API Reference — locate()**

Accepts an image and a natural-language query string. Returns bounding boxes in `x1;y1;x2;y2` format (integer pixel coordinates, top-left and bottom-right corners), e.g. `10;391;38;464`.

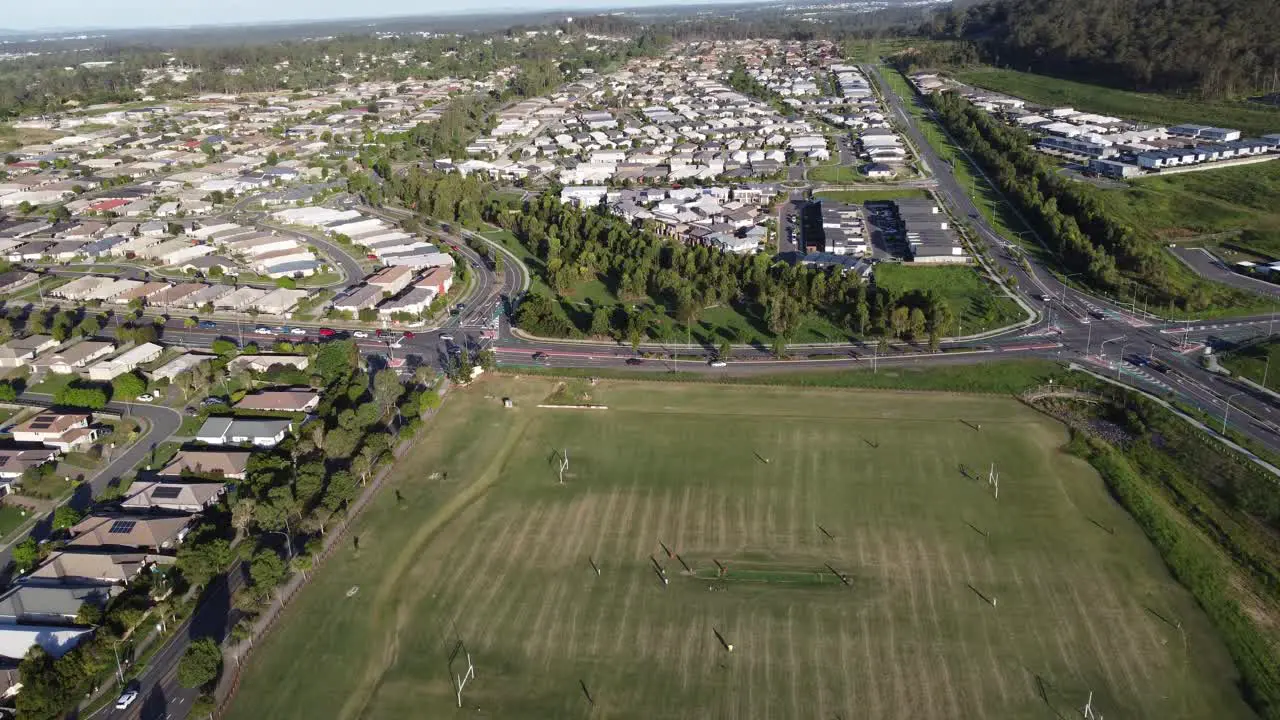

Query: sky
6;0;751;32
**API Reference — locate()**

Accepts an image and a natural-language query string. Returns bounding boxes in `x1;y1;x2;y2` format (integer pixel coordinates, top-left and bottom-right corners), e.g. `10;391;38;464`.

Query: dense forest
923;0;1280;97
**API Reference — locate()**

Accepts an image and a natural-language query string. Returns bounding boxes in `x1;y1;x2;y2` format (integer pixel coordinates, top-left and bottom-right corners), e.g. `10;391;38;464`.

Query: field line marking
337;413;532;720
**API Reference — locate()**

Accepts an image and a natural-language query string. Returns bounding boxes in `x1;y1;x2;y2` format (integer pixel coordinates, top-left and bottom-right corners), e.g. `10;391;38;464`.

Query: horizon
2;0;772;34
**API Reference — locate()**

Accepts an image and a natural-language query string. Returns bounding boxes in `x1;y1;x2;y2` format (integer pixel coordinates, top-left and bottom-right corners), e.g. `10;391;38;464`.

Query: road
1169;246;1280;298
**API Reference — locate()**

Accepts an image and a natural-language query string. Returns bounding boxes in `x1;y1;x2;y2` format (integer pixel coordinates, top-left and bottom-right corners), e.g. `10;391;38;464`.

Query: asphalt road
1170;246;1280;298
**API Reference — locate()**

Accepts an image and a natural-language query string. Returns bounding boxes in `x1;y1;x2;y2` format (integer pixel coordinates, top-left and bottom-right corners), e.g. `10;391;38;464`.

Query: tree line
486;191;956;351
922;0;1280;98
925;89;1249;313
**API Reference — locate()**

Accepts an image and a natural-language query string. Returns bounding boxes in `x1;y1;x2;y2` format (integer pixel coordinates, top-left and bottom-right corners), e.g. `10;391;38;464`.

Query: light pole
1116;343;1128;379
1085;321;1094;356
1099;335;1125;366
1222;391;1244;435
1265;354;1272;390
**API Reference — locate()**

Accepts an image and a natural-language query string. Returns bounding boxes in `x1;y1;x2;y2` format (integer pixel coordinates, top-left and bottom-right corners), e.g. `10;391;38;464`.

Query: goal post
448;639;476;708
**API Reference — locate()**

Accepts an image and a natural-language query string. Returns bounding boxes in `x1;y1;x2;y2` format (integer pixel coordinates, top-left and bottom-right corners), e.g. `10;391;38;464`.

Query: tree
420;390;441;414
176;534;232;588
111;372;147;401
588;307;611;337
249;549;288;593
210;339;238;356
177;638;223;689
718;339;731;359
372;369;403;411
275;276;297;290
52;505;83;531
322;470;358;511
315;339;359;387
75;601;103;626
12;537;40;573
54;383;108;410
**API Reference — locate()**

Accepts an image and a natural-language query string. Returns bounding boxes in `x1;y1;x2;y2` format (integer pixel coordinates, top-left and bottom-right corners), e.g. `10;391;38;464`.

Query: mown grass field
953;67;1280;137
226;377;1252;720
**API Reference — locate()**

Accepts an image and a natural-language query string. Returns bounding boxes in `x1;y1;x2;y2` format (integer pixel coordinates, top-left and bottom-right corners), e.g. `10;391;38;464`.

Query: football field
225;377;1253;720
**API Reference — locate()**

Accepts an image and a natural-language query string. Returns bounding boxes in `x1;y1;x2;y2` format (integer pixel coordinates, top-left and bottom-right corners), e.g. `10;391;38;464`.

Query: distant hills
927;0;1280;98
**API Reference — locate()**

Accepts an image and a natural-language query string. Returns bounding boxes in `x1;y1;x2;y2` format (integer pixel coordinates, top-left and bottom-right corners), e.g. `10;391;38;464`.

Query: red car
402;330;415;339
318;328;336;337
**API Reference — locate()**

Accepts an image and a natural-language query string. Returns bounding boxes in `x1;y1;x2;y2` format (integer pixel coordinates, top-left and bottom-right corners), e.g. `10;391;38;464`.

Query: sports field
225;377;1253;720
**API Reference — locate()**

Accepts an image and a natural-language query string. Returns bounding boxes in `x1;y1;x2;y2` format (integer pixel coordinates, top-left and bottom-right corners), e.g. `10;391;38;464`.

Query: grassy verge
874;263;1024;333
814;188;929;202
1219;339;1280;393
501;358;1066;395
807;164;864;183
0;504;31;540
954;66;1280;137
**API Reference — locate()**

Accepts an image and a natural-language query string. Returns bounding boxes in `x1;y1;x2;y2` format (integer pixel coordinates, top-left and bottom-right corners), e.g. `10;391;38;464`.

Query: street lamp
1099;335;1125;366
1223;391;1244;435
1116;343;1129;379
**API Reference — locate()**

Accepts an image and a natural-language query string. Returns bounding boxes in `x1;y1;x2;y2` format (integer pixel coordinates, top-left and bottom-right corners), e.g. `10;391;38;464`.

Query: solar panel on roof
151;486;183;500
108;520;137;534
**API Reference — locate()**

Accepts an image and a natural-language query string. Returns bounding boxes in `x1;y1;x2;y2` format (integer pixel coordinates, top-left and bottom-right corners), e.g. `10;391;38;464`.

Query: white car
254;327;273;335
389;340;404;349
136;393;155;402
352;331;369;339
116;690;139;710
289;328;307;336
709;360;727;368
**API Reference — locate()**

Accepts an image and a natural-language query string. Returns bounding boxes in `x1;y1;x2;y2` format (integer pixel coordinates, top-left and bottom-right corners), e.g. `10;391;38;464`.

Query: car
709;360;727;368
625;358;644;366
352;331;370;339
375;329;387;338
254;327;273;335
115;690;138;710
318;328;336;337
201;396;228;407
367;254;379;260
532;351;548;360
136;393;155;403
290;327;307;336
197;320;217;329
402;330;415;340
456;303;467;310
389;340;403;349
439;334;453;341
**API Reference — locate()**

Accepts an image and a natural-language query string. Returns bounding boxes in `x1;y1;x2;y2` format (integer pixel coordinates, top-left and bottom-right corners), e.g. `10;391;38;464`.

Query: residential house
85;342;164;381
0;584;121;625
32;340;116;374
234;389;320;413
67;514;193;551
121;481;227;513
23;550;166;586
157;450;251;480
226;354;309;374
10;411;97;452
0;625;93;660
0;448;57;484
195;417;292;447
0;335;58;368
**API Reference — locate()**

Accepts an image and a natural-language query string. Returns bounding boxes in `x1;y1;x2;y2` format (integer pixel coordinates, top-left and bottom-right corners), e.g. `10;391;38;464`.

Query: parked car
626;358;644;366
402;330;414;340
318;328;336;337
290;327;307;336
135;393;155;403
115;690;138;710
197;320;217;329
352;331;370;339
254;327;274;335
709;360;727;368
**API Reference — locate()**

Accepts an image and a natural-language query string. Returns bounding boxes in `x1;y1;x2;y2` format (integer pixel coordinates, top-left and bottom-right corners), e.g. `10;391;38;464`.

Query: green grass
226;376;1252;720
953;67;1280;137
0;504;31;540
26;372;76;398
1091;161;1280;256
815;188;929;202
808;164;865;183
1219;339;1280;393
874;263;1024;333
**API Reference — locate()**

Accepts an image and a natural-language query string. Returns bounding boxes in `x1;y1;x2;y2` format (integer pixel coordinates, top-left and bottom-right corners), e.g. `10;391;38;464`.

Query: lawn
815;188;930;203
225;377;1252;720
808;164;865;183
874;263;1025;334
0;504;31;540
0;124;61;153
953;67;1280;137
